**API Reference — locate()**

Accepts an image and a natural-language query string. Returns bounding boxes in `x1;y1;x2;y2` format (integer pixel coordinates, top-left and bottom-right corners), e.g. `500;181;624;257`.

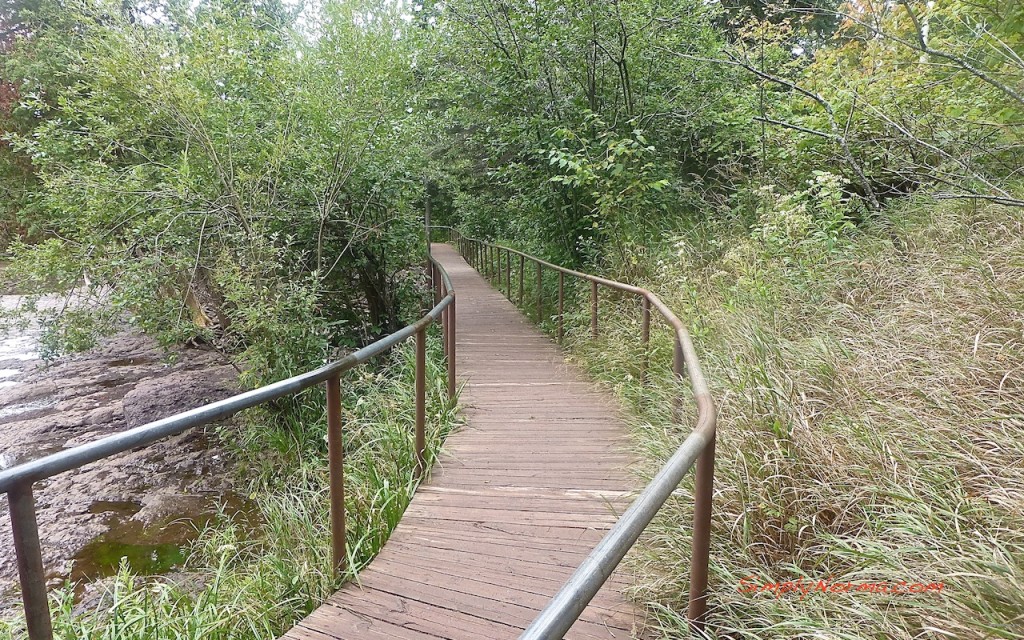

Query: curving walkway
281;244;641;640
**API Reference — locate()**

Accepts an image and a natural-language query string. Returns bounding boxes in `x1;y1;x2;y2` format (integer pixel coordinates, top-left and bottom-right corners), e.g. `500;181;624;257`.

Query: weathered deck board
280;244;641;640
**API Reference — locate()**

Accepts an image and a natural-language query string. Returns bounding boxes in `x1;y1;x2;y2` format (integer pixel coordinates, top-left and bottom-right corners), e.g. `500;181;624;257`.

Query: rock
85;405;119;426
0;330;244;608
122;366;239;429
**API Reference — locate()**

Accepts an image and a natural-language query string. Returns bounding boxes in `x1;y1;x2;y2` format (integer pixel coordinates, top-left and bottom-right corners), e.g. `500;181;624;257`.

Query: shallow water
70;493;257;585
0;294;45;392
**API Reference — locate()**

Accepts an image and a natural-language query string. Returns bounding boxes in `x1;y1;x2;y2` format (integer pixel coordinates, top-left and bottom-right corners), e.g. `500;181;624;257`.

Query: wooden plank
341;571;631;638
279;244;641;640
298;606;439;640
362;562;638;634
326;589;522;639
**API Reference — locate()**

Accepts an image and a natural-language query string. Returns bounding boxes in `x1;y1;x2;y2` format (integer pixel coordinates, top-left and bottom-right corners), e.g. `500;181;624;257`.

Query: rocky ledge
0;331;244;610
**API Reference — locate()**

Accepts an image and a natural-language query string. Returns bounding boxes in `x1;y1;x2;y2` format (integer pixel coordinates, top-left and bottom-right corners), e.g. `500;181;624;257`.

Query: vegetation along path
282;243;642;639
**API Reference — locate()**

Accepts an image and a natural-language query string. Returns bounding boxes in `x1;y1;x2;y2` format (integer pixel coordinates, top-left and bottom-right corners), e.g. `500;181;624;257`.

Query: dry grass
561;198;1024;638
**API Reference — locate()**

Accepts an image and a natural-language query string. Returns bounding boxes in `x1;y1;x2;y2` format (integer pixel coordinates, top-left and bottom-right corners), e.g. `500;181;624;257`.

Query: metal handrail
1;252;458;640
436;226;718;638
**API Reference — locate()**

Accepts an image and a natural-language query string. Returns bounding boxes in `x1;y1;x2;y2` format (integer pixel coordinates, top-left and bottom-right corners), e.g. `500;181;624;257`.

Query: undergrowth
486;195;1024;638
0;328;459;640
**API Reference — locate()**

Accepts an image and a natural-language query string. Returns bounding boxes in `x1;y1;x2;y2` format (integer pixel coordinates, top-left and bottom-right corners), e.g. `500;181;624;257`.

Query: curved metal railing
431;225;718;638
0;252;457;640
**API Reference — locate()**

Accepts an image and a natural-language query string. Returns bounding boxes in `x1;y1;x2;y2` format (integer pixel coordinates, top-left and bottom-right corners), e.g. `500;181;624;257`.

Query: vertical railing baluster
447;297;456;399
426;258;433;303
505;249;511;298
519;255;525;306
9;483;53;640
641;297;651;385
325;374;347;576
415;327;427;477
434;264;441;305
557;272;564;344
536;262;543;323
686;335;715;630
590;281;598;338
441;281;449;357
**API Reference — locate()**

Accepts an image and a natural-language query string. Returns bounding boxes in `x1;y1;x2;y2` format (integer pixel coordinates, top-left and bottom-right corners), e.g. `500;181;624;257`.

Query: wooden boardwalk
282;244;641;640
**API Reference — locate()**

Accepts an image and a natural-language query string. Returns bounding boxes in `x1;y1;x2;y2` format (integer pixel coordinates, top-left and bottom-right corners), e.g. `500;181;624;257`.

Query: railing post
432;264;440;305
441;282;449;357
672;339;684;423
558;271;564;344
426;258;433;303
590;281;599;338
424;184;431;248
415;326;427;477
690;496;715;622
325;374;347;576
518;254;525;306
504;249;510;298
447;297;456;399
677;338;714;630
641;297;651;385
536;262;543;323
688;439;715;631
9;483;53;640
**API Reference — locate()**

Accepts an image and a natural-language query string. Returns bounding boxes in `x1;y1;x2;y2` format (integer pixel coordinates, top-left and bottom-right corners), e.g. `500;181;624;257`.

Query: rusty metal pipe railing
1;245;457;640
436;228;717;637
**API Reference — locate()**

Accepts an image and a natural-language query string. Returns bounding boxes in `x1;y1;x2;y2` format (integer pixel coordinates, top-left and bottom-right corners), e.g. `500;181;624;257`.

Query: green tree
2;0;433;384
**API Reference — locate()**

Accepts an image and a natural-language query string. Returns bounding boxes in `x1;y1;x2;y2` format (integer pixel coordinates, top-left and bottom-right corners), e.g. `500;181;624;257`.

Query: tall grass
488;199;1024;638
0;328;459;640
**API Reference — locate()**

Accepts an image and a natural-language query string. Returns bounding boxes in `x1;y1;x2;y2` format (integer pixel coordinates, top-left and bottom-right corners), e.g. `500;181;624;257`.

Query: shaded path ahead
282;244;641;639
